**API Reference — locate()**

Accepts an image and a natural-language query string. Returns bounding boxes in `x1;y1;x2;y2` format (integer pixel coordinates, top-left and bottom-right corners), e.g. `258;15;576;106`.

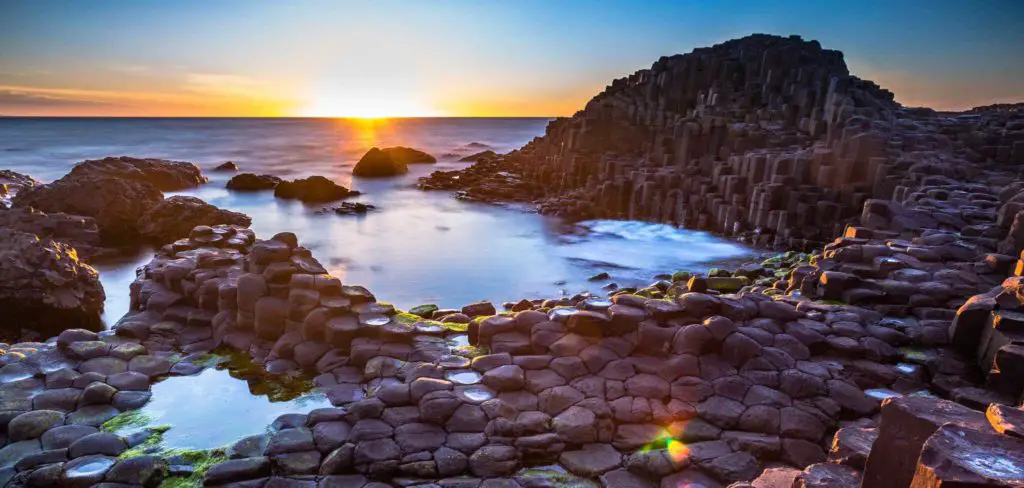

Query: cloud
0;88;114;108
183;73;273;99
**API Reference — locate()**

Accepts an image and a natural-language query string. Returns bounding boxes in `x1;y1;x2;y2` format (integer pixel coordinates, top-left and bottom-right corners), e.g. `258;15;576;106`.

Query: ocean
0;117;753;324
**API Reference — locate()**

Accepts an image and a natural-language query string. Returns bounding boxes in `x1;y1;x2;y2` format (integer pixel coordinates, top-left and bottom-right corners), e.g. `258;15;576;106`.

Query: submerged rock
137;195;252;243
64;156;206;191
226;173;282;191
353;148;409;177
274;176;358;203
0;229;104;338
319;202;375;216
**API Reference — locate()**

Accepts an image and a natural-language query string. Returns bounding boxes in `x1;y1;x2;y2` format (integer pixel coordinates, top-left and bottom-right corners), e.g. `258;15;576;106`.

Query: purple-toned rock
911;423;1024;487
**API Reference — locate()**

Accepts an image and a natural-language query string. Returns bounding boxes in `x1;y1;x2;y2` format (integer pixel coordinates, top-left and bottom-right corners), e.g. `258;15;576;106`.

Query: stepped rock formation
421;34;1024;250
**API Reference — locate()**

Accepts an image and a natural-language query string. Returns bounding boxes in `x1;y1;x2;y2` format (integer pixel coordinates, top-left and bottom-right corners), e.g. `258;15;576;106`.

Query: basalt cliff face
422;34;1024;250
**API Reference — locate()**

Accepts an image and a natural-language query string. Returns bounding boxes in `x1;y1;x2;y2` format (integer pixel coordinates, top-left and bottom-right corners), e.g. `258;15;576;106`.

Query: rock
227;173;282;191
0;207;107;260
204;457;272;485
482;365;525;391
13;174;163;243
8;410;64;441
911;423;1024;487
861;396;987;488
68;432;126;457
214;161;240;172
459;150;498;162
274;176;358;202
553;406;597;444
0;229;105;336
353;148;408;177
986;404;1024;438
796;462;862;488
106;455;167;486
559;443;621;477
0;169;38;206
827;426;877;469
137;196;251;243
62;156;206;190
380;147;436;164
469;445;518;477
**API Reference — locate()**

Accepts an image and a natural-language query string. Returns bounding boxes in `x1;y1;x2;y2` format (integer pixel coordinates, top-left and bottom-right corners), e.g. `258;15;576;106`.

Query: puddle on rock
109;350;330;450
446;370;482;385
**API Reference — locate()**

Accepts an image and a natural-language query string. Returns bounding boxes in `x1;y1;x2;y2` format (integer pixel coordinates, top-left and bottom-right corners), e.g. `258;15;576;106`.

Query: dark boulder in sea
380;146;437;164
213;161;240;172
65;156;207;191
274;176;358;203
137;195;252;244
353;148;409;177
458;150;498;162
226;173;282;191
13;174;163;245
0;170;39;207
0;228;104;339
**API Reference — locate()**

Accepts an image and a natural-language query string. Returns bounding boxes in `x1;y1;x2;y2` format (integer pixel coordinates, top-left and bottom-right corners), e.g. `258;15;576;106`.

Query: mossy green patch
392;311;421;325
159;448;228;488
452;344;486;358
408;304;439;317
671;270;692;282
118;425;171;459
214;348;315;402
101;410;153;433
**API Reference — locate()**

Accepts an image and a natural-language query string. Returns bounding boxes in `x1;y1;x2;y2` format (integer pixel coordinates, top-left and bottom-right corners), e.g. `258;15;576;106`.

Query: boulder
911;423;1024;487
226;173;282;191
14;174;163;243
861;396;987;488
0;229;105;337
64;156;206;191
214;161;240;172
273;176;358;203
380;146;436;164
0;207;108;260
353;148;408;177
137;196;251;243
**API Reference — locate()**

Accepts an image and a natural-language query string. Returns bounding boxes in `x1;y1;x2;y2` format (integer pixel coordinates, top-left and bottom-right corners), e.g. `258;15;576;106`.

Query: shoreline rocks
137;195;252;244
63;156;206;191
227;173;282;191
0;229;104;339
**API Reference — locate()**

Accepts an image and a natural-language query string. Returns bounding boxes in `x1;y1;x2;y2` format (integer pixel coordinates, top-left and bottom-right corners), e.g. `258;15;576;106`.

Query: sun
298;93;439;118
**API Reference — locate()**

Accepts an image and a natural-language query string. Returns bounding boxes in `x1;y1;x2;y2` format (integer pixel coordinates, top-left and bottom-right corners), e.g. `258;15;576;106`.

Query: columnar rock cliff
421;34;1024;250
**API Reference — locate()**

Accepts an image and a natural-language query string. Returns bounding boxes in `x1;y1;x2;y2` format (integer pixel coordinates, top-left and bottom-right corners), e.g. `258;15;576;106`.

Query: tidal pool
114;353;331;450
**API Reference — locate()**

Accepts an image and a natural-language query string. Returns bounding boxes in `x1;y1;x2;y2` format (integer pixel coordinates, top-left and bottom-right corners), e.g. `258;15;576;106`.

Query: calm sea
0;117;753;324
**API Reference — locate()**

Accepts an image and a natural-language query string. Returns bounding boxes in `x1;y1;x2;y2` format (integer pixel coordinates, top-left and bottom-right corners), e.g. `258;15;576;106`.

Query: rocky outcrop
0;170;38;207
226;173;282;191
0;229;104;338
64;156;206;191
13;174;163;244
214;161;240;172
353;148;409;177
420;34;1024;251
273;176;359;203
136;196;251;244
0;207;109;260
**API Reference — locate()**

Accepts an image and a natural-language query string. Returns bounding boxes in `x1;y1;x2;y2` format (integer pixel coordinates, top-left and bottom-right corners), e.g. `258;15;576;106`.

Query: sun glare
299;93;439;119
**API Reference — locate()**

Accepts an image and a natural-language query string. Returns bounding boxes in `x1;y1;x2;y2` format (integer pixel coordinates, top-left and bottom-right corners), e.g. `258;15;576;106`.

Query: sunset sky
1;0;1022;117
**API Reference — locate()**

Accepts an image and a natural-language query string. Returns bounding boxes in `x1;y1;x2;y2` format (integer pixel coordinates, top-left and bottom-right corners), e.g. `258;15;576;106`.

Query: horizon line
0;115;562;119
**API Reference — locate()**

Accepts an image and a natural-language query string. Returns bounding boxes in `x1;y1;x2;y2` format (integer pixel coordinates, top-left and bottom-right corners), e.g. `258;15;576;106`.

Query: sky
1;0;1022;117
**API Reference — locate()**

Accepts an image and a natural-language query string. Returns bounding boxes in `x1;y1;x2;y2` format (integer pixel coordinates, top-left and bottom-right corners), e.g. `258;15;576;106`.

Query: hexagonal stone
60;454;115;486
78;357;128;376
394;423;446;452
352;438;399;464
31;388;82;412
272;450;321;476
204;457;271;485
266;428;315;454
111;391;151;410
66;405;120;427
41;424;99;450
469;445;518;477
128;355;172;377
69;432;127;457
80;382;117;406
0;440;42;469
8;410;65;441
911;423;1024;487
559;443;621;477
105;455;167;486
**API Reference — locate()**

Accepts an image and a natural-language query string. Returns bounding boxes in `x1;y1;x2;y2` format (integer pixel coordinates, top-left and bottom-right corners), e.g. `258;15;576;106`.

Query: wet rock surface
353;148;410;177
137;195;252;244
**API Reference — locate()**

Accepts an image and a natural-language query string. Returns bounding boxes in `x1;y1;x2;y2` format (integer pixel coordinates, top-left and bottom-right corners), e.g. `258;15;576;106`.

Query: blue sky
1;0;1021;116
